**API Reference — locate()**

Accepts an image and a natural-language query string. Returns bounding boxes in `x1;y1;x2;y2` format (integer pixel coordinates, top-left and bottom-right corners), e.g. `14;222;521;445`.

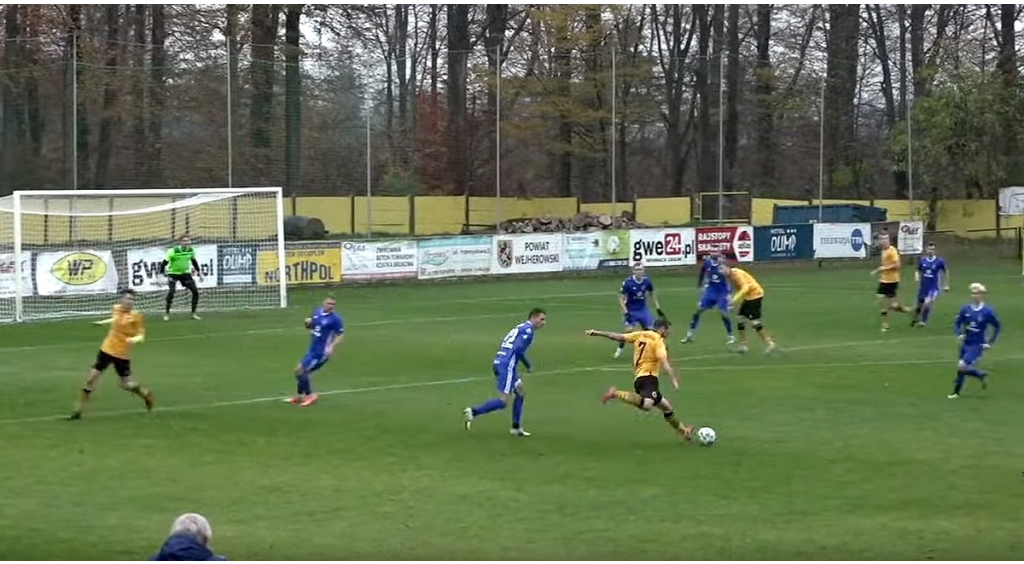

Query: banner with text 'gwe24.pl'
628;228;697;267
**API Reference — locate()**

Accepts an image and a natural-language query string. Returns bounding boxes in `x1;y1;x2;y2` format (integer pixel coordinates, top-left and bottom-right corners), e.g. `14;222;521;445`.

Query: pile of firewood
498;210;646;234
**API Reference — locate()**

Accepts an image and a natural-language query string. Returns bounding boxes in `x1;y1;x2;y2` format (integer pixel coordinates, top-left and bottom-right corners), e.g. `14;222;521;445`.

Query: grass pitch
0;263;1021;559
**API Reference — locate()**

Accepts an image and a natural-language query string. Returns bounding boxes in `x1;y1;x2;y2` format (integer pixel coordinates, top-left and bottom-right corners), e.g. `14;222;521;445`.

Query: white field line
0;335;958;426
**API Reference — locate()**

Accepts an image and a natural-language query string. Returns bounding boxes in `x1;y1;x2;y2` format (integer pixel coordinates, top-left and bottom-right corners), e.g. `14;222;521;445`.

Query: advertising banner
36;250;119;296
218;245;257;286
753;225;813;261
898;221;925;254
418;236;492;280
695;225;754;262
562;230;629;270
127;245;218;292
813;223;870;259
0;252;32;298
628;228;697;267
341;240;418;281
256;243;342;286
490;234;563;274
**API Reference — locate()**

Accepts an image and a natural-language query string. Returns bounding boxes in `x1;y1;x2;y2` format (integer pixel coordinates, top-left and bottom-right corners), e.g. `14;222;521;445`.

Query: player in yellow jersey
720;264;776;354
70;289;154;420
870;234;912;331
585;319;695;441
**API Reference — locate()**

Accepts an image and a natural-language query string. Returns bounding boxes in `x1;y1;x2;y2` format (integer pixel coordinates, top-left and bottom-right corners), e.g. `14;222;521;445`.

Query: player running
682;252;734;344
911;242;949;327
161;235;204;321
870;234;912;331
949;283;1000;399
464;308;546;437
720;264;775;354
70;289;154;420
288;294;344;406
615;264;665;359
585;319;695;441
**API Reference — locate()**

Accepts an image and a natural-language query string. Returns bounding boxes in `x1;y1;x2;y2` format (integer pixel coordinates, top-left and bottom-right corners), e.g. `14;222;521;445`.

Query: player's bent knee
737;322;746;331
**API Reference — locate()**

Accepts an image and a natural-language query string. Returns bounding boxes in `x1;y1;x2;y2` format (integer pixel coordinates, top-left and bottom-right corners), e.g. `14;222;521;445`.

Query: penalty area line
0;335;948;426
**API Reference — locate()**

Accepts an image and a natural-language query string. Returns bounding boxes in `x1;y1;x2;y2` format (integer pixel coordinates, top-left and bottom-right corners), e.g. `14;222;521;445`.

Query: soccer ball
696;426;717;446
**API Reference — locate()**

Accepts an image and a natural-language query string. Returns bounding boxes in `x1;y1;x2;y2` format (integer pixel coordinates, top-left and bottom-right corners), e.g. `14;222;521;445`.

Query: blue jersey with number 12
307;307;344;356
494;321;535;371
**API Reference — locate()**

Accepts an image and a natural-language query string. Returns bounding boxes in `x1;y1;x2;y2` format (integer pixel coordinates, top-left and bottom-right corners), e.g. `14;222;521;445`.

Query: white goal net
0;187;287;323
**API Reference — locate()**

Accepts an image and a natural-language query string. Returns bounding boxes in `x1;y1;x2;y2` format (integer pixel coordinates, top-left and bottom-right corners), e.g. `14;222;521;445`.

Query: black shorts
168;273;195;287
633;375;663;405
93;350;131;379
737;297;763;320
877;282;898;298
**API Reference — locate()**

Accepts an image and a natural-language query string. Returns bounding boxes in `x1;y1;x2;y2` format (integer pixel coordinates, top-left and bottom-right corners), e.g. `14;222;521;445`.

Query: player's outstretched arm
659;355;679;390
585;329;626;342
92;317;114;326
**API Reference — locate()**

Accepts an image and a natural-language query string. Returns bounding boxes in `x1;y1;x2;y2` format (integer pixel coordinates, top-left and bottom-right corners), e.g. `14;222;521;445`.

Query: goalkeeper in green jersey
160;235;204;321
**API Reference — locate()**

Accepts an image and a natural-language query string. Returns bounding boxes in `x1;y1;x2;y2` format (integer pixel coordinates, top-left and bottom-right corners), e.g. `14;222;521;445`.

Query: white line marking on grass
0;335;953;426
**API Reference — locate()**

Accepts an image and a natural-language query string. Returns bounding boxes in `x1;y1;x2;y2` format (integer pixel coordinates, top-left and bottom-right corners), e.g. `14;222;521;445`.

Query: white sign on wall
342;240;418;280
0;252;32;298
813;223;870;259
418;236;492;280
490;234;563;274
36;250;119;296
127;245;218;292
628;228;697;266
897;221;925;254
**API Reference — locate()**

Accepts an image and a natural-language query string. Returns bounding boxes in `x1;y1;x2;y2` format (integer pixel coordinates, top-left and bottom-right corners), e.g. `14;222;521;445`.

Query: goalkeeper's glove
126;335;145;344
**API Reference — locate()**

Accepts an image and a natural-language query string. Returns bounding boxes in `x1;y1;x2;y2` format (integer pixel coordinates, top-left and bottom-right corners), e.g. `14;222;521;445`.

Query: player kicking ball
720;264;775;354
949;283;1000;399
161;235;204;321
70;289;154;420
615;264;666;359
586;320;695;441
288;295;344;406
464;308;546;437
911;242;950;327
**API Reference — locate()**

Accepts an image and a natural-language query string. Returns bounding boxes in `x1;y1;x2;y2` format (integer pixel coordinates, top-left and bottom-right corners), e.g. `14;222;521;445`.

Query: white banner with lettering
813;223;870;259
0;252;33;298
418;236;492;280
127;245;218;292
897;221;925;254
36;250;119;296
490;234;563;274
342;240;418;281
628;228;697;266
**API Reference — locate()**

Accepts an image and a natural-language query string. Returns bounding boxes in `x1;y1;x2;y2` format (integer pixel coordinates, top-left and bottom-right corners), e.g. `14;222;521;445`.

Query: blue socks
472;397;507;416
689;311;701;331
296;373;312;395
953;372;966;394
722;315;733;335
512;395;524;428
954;368;988;394
921;305;932;323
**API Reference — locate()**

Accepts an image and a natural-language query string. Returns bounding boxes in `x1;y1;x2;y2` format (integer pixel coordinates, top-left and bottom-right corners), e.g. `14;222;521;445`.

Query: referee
160;235;204;321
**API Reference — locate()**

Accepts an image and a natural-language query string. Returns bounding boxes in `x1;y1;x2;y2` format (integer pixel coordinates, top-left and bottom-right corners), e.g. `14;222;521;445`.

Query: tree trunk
999;4;1019;184
824;5;860;197
284;5;301;196
73;5;91;187
22;5;41;163
94;5;122;188
131;4;147;178
148;4;165;185
723;4;739;191
428;4;439;97
396;4;409;137
249;4;278;150
753;4;775;193
484;4;507;196
553;12;573;197
694;5;713;199
226;4;240;184
2;5;24;185
446;5;470;196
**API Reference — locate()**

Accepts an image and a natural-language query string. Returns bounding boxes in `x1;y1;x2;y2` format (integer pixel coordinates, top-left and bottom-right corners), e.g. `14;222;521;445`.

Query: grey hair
170;513;212;545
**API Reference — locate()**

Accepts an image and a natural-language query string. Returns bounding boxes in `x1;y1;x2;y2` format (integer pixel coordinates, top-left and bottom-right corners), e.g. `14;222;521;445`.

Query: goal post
0;187;287;322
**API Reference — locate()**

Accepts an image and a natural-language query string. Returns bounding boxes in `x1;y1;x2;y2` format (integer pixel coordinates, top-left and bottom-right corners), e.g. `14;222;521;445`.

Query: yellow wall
353;196;410;235
296;196;352;235
873;199;928;221
635;197;691;225
580;202;634;216
415;196;465;235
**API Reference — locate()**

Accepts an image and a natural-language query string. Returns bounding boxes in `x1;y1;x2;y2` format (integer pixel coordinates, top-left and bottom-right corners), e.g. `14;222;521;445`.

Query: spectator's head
170;513;213;546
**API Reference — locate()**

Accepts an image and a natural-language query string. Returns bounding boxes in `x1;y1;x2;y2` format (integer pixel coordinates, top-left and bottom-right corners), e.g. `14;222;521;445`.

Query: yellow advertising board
256;244;342;286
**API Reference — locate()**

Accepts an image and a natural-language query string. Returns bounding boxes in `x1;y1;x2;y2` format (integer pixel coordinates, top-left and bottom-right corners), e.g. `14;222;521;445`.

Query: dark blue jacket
151;534;226;561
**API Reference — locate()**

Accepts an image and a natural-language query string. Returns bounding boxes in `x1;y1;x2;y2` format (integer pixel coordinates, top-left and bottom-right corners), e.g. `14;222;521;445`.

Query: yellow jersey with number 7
624;330;667;379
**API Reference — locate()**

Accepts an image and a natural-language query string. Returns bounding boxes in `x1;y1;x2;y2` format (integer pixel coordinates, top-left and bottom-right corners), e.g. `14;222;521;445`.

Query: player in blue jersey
911;242;950;327
949;283;1000;399
615;264;665;359
288;294;345;407
464;308;546;436
682;252;735;344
